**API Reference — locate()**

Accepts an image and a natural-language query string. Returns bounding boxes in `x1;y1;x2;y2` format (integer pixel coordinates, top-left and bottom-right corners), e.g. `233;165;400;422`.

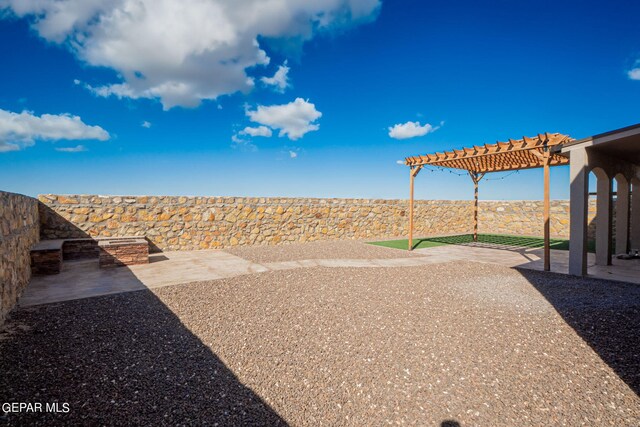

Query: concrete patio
19;240;640;307
414;244;640;284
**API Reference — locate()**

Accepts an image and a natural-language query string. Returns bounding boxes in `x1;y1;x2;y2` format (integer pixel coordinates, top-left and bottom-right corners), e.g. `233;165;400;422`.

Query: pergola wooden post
531;147;552;271
468;171;485;242
404;133;572;271
408;165;422;251
543;156;551;271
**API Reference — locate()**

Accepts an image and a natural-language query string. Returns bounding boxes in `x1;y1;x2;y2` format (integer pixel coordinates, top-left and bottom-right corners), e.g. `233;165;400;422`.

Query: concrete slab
19;249;448;307
20;250;263;307
414;245;640;284
19;242;639;308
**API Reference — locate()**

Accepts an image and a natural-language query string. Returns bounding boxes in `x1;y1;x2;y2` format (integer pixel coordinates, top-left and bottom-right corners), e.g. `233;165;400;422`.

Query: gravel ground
1;262;639;426
226;239;419;263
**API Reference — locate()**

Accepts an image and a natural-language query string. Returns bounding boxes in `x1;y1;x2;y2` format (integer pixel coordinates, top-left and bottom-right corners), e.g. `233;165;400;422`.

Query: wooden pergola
404;132;573;271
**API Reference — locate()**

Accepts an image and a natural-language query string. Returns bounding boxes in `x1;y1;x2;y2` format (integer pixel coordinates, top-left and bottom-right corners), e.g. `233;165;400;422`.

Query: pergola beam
405;133;571;170
421;157;568;174
404;133;573;268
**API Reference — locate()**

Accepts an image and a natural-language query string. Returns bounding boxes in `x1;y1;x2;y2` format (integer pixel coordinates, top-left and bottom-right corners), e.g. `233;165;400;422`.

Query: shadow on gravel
516;268;640;396
0;280;288;425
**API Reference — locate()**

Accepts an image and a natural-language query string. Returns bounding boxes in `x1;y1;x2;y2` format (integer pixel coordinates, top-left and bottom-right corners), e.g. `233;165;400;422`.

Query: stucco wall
38;194;593;252
0;191;39;324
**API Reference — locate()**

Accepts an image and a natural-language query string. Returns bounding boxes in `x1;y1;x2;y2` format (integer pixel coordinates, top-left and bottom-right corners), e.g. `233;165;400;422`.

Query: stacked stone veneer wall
479;200;598;239
38;194;597;252
39;195;473;251
1;191;39;324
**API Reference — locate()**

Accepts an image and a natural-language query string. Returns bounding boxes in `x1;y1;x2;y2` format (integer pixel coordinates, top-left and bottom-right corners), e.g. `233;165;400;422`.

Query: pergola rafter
404;132;573;271
405;132;571;173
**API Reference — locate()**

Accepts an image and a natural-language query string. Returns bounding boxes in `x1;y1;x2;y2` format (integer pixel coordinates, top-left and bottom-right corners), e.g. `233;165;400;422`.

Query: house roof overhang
560;123;640;166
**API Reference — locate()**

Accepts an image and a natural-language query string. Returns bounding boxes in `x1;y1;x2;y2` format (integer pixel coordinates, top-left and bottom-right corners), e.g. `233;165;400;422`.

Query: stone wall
0;191;39;324
38;195;474;251
479;200;598;239
38;194;595;252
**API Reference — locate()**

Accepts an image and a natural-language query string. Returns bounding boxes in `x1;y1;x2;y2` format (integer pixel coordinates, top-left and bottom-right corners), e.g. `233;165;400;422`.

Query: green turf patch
368;234;596;252
368;238;449;250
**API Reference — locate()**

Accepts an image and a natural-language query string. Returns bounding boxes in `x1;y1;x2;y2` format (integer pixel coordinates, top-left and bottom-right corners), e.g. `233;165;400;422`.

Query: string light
421;165;521;180
423;165;467;176
485;170;520;181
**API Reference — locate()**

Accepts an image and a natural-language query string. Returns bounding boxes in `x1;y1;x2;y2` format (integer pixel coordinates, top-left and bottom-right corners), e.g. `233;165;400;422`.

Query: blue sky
0;0;639;200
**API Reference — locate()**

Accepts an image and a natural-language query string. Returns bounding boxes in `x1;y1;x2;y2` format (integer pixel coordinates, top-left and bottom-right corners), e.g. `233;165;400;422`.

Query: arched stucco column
631;177;640;252
594;168;612;265
569;148;589;276
614;174;630;255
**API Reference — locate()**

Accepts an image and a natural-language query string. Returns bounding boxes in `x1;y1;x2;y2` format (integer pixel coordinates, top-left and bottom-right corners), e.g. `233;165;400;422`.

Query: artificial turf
368;233;596;252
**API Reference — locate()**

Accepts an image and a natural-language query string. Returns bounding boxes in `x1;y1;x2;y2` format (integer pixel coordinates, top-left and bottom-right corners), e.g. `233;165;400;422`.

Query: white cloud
231;134;244;143
231;125;272;148
2;0;380;109
396;160;405;165
0;109;109;152
261;61;290;92
240;126;272;137
247;98;322;140
388;121;441;140
86;82;146;101
289;150;298;158
55;144;87;152
0;141;20;152
231;133;257;151
141;121;152;128
628;68;640;80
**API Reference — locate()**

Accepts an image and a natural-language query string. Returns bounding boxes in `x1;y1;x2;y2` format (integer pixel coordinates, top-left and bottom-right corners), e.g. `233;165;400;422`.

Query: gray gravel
226;239;419;263
1;261;639;426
